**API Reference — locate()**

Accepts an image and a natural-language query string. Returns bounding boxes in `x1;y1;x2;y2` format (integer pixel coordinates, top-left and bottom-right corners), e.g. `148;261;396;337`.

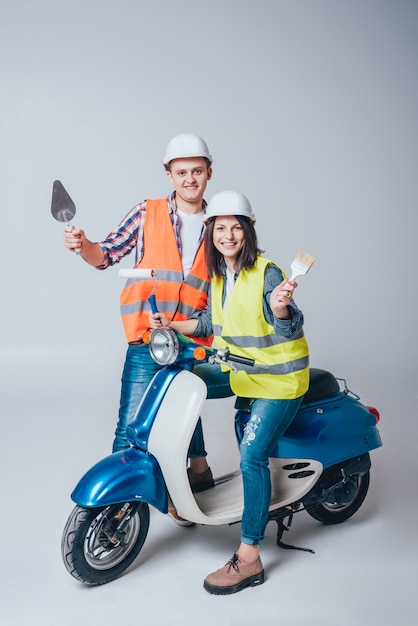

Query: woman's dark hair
203;215;262;278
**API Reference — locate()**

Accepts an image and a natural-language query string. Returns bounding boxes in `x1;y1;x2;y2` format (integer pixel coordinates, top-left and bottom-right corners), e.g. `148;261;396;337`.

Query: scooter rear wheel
61;502;150;585
306;470;370;524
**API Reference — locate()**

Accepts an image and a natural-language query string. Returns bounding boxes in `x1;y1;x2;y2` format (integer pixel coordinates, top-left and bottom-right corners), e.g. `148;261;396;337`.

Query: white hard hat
163;133;213;165
204;190;256;223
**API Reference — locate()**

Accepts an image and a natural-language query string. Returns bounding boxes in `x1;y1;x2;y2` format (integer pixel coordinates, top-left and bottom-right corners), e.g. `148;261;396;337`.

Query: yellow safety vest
211;256;309;399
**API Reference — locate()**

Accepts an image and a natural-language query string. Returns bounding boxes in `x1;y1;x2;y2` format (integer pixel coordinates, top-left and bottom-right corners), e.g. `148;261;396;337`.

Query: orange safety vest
120;198;212;346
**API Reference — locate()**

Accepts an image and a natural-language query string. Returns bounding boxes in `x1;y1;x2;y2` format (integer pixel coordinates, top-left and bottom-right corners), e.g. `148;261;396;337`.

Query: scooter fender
71;447;168;512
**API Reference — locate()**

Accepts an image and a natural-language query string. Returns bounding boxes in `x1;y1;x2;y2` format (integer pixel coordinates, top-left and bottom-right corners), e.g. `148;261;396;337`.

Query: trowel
51;180;80;254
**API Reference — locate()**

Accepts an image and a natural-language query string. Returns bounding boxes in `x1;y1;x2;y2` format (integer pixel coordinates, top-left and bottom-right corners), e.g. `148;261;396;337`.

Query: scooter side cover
71;447;168;511
269;392;382;467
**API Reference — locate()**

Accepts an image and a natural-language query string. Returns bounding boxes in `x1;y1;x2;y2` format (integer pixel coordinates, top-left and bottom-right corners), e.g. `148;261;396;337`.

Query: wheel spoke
61;502;150;584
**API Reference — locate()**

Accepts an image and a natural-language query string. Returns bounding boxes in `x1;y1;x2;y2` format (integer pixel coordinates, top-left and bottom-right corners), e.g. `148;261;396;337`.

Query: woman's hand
149;312;170;329
270;279;297;319
148;314;199;336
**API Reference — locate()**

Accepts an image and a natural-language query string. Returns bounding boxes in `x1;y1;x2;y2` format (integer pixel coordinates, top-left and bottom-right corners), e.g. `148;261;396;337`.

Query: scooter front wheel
305;470;370;525
61;501;150;585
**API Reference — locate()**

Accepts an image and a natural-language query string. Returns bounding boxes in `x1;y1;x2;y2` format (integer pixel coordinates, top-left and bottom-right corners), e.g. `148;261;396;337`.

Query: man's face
166;157;212;208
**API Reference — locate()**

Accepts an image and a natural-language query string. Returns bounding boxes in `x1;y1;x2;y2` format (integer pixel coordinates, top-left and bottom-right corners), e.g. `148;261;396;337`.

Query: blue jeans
112;343;232;453
239;396;303;546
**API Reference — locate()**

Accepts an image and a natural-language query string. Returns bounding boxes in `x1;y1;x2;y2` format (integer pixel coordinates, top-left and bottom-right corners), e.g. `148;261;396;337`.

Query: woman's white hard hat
204;190;256;223
163;133;213;165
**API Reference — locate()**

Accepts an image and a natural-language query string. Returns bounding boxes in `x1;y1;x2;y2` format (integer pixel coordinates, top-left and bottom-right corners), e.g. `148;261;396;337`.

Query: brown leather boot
187;467;215;493
203;553;264;595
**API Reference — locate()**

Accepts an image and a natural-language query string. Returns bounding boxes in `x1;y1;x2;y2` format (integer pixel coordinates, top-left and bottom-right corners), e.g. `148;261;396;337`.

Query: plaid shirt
97;192;205;269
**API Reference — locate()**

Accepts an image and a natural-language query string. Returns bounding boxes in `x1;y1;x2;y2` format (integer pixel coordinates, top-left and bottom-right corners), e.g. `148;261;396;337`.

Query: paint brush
289;251;315;281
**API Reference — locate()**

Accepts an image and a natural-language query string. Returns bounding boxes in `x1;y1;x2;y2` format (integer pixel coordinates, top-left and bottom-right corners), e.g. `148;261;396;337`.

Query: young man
63;134;228;514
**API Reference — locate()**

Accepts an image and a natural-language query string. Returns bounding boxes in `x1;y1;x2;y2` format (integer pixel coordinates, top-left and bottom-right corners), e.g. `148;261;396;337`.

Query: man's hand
63;225;83;253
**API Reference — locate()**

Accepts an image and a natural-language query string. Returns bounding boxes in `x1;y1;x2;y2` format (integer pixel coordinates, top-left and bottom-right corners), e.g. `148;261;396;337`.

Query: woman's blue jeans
239;396;303;546
112;343;232;453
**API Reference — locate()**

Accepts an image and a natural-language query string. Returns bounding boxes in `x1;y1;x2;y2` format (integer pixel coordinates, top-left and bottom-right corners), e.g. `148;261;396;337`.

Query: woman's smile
213;216;245;267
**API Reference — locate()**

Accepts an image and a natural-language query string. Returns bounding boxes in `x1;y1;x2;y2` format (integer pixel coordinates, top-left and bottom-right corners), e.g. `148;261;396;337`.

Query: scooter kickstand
270;509;315;554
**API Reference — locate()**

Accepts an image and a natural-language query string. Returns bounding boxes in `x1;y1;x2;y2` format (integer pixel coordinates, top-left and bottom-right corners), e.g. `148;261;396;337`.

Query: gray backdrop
1;0;416;396
0;0;418;388
0;2;417;625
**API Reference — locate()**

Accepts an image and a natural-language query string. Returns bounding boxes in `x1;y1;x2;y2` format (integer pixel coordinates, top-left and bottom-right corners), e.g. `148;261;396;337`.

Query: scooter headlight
149;327;179;365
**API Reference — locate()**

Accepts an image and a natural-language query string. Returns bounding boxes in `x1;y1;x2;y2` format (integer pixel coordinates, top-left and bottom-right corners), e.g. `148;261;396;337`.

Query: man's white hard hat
204;190;256;223
163;133;213;165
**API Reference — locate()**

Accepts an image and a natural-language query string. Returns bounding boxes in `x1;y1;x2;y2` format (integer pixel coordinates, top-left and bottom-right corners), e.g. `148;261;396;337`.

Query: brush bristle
294;251;315;268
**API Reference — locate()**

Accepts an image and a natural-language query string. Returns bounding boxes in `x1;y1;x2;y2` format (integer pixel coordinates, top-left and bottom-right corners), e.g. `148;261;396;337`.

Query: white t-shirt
223;269;235;310
177;209;204;276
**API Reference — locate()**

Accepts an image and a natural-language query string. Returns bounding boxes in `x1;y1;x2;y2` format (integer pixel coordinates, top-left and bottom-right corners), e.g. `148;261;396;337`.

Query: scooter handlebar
227;353;255;367
215;348;254;367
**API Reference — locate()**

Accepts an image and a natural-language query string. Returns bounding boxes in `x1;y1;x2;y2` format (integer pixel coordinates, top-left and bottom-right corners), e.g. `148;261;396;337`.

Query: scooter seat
302;368;340;404
234;368;340;412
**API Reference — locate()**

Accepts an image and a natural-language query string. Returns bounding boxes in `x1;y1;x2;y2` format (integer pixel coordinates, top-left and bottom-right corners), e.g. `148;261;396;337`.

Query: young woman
150;190;309;594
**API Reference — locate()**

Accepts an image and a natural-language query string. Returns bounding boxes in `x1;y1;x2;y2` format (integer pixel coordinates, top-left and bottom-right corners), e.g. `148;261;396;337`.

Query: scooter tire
61;502;150;585
306;470;370;525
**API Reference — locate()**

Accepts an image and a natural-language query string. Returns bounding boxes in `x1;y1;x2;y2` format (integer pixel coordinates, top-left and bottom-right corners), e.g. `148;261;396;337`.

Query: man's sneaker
167;502;194;527
187;467;215;493
203;553;264;595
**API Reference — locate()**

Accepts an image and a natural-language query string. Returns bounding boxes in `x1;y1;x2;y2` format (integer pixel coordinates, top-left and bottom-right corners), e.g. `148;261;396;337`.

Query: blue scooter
61;320;382;586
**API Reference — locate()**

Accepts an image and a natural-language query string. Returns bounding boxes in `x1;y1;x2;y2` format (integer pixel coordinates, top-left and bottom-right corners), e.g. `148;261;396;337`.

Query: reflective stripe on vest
120;198;212;346
211;256;309;399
